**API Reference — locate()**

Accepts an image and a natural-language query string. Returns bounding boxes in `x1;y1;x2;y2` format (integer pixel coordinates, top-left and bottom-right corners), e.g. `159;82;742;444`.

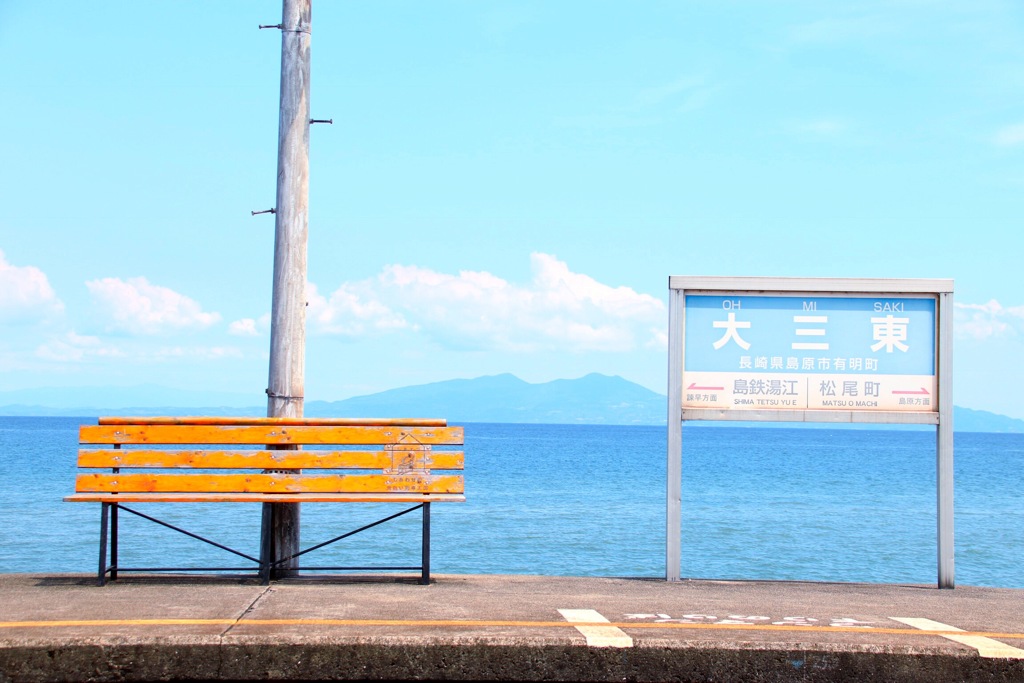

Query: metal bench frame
95;499;433;585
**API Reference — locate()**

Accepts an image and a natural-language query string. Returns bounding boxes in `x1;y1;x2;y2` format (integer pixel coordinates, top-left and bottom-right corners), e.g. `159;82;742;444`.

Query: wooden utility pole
265;0;311;575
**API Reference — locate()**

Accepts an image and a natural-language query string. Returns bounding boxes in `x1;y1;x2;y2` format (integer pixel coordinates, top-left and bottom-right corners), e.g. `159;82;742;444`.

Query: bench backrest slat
76;449;464;470
75;473;464;495
80;424;463;446
97;417;447;427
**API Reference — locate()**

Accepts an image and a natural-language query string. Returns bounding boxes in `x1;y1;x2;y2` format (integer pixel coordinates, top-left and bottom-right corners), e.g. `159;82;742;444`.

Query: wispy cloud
635;76;718;114
228;314;270;337
35;331;123;363
0;249;64;322
783;114;876;146
954;299;1024;340
480;5;536;38
149;346;244;361
559;75;718;130
35;333;246;364
993;123;1024;147
787;15;893;45
306;253;665;353
790;118;852;137
86;276;221;335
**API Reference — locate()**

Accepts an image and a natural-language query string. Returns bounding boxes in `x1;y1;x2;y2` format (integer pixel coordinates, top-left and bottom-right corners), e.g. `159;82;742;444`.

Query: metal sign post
667;277;954;588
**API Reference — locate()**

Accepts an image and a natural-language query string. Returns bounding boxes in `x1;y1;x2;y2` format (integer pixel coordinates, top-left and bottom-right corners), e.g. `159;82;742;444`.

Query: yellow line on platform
1;617;1023;642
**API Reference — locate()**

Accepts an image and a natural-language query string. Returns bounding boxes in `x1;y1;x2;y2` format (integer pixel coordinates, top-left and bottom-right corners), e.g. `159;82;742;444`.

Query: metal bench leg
97;503;109;587
110;503;119;581
259;503;273;585
420;502;431;585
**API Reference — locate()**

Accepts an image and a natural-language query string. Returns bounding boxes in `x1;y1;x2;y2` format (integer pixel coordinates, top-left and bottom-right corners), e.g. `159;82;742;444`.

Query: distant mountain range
303;373;662;424
2;373;1023;433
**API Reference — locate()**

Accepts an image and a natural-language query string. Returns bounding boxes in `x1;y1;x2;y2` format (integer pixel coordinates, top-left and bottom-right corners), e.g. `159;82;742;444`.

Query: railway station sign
665;276;955;588
683;294;936;413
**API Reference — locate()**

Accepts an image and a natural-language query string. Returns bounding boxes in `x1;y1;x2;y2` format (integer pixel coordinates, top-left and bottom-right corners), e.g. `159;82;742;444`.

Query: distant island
2;373;1023;433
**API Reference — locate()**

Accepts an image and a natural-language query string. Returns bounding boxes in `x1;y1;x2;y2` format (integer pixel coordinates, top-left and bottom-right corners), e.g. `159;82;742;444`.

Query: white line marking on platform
558;609;633;648
891;617;1024;659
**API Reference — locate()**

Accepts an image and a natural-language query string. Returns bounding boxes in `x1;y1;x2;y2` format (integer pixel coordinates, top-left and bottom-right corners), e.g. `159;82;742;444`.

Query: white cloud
954;299;1024;340
307;282;410;336
0;249;64;321
86;276;221;335
229;318;259;337
993;123;1024;147
35;331;123;362
309;253;665;353
646;328;669;350
229;314;270;337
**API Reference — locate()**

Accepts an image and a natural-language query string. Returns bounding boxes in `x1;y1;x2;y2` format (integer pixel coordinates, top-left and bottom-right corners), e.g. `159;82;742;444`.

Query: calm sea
1;417;1020;587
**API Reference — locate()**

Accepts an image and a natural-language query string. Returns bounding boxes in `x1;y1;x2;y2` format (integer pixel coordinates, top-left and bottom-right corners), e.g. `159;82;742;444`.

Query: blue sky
1;1;1023;418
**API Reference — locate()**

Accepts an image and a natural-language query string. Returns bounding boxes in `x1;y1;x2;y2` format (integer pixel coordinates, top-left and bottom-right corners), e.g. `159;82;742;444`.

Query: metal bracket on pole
266;388;303;403
263;23;311;35
310;119;333;125
252;208;276;216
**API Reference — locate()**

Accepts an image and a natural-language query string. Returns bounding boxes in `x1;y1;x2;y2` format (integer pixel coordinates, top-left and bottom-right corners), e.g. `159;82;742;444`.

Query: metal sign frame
667;276;955;588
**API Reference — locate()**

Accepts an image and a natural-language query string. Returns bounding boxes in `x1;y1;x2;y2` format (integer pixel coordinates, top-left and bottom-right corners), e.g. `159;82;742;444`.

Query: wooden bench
64;417;465;585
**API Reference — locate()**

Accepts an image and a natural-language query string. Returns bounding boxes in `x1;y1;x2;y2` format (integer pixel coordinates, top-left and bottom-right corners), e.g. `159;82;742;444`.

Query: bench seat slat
80;424;463;446
77;449;464;470
75;473;464;494
64;492;466;503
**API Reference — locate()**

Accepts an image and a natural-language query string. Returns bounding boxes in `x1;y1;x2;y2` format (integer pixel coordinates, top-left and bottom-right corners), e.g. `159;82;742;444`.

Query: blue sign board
682;294;937;412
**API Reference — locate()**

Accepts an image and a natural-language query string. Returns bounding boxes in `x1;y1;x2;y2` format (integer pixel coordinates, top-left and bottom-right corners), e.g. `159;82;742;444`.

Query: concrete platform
0;573;1022;682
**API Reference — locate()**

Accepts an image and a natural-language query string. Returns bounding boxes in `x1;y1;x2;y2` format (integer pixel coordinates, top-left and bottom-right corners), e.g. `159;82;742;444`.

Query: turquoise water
1;417;1020;587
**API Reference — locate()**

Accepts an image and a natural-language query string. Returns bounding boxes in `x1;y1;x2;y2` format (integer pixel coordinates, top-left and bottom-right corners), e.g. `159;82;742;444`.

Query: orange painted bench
64;417;465;585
